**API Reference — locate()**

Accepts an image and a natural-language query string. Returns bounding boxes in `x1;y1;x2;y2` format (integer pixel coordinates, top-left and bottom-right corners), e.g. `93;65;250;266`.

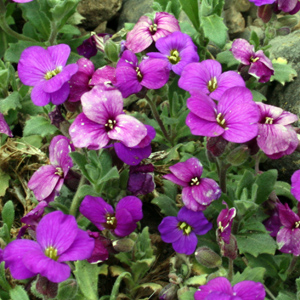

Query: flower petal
31;83;51;106
158;216;181;243
172;232;198;255
233;281;265;300
116;196;143;222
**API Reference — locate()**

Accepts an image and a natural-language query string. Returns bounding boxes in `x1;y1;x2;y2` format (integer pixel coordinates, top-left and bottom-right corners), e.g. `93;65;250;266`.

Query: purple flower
248;0;275;5
114;125;155;165
115;50;170;98
69;86;147;150
277;203;300;255
186;87;259;143
291;170;300;201
77;33;111;59
230;39;274;83
80;195;143;237
158;207;212;255
194;277;266;300
147;31;199;75
3;211;94;283
256;102;298;159
163;157;221;211
0;113;13;137
12;0;33;2
127;164;155;195
18;45;78;106
28;135;74;203
86;231;111;264
125;12;180;53
178;59;245;101
263;202;282;237
274;0;300;14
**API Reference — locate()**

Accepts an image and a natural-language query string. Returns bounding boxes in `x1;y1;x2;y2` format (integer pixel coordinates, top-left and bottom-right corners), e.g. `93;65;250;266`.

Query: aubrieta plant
0;0;300;299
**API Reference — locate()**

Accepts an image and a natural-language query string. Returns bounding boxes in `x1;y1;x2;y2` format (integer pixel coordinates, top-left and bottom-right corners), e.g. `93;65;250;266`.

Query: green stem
227;258;234;281
217;158;228;193
0;0;36;42
263;284;276;300
145;94;173;146
69;175;86;216
287;255;298;276
47;21;58;46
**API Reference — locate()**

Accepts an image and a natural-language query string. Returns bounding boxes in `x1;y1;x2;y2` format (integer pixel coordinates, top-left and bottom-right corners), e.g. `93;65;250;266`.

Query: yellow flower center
295;221;300;228
45;246;59;261
207;76;218;92
136;67;143;81
265;117;274;124
44;66;62;80
190;177;200;186
149;24;158;33
250;56;259;63
216;113;227;129
105;119;117;130
178;222;192;235
168;49;181;64
54;167;64;177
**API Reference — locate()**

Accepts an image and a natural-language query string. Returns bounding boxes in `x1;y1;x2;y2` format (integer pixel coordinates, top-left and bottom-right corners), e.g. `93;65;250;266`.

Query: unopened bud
57;279;78;300
195;246;222;269
219;235;238;260
257;4;273;23
104;39;120;62
112;238;135;252
159;283;178;300
226;145;250;166
275;16;298;29
206;136;228;157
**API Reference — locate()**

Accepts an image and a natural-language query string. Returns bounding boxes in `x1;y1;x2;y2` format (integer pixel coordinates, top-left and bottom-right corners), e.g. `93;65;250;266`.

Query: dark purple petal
127;172;155;195
36;211;78;255
234;281;265;300
172;231;198;255
277;227;300;255
69;113;109;150
68;73;92;103
158;216;182;243
114;208;135;237
21;200;48;227
86;231;110;263
291;170;300;201
248;60;274;83
24;249;70;283
278;203;300;227
76;58;95;76
80;195;114;230
116;196;143;222
58;229;94;262
0;113;13;137
3;239;40;280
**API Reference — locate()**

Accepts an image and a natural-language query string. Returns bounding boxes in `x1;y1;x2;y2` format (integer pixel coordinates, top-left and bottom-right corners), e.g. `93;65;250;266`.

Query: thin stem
145;94;173;146
47;21;58;46
227;258;234;281
69;175;87;216
287;255;298;276
0;0;36;42
217;158;228;193
254;152;261;175
263;284;276;300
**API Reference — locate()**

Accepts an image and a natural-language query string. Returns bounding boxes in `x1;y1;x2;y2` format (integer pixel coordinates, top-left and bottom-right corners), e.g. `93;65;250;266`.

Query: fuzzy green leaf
23;116;58;137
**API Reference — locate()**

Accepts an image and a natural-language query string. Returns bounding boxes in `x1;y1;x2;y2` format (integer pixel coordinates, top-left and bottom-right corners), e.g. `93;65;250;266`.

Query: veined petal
182;187;208;211
114;208;135;237
230;39;254;64
153;12;180;41
109;114;147;147
49;82;70;105
117;50;139;68
31;83;51;106
234;281;266;300
158;216;181;243
0;113;13;137
291;170;300;201
163;173;189;186
116;196;143;222
69;113;109;150
47;44;70;68
172;232;198;255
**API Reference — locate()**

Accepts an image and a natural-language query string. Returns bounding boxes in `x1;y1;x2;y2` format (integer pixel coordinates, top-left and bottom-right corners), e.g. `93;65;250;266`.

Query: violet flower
77;33;111;59
147;31;199;75
256;102;298;159
248;0;275;5
3;211;94;283
18;44;78;106
86;231;111;264
274;0;300;14
28;135;74;203
127;164;155;196
125;12;180;53
163;157;221;211
0;113;13;137
12;0;33;2
291;170;300;201
178;59;245;101
69;86;147;150
277;203;300;256
115;50;170;98
158;206;212;255
186;87;259;143
194;277;266;300
114;125;155;165
230;39;274;83
80;195;143;237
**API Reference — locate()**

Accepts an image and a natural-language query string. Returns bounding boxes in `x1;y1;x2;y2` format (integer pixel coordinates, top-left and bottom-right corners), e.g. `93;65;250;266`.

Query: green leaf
232;266;265;285
69;152;91;182
276;292;296;300
178;288;197;300
235;170;255;199
0;169;10;197
57;279;78;300
2;200;14;231
134;227;154;261
179;0;200;29
165;0;181;19
110;272;132;300
234;200;258;217
20;0;51;39
59;24;81;35
0;91;22;114
0;69;9;89
9;285;30;300
216;50;239;69
270;58;297;85
131;258;155;282
74;260;99;300
98;166;119;185
152;195;178;216
251;90;266;102
275;181;296;202
249;30;260;50
254;169;277;204
201;15;227;49
0;262;11;291
236;232;277;257
23;115;58;137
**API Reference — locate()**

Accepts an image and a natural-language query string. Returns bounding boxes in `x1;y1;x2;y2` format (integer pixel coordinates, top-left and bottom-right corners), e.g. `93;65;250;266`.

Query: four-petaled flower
158;206;212;255
163;157;221;211
3;211;94;283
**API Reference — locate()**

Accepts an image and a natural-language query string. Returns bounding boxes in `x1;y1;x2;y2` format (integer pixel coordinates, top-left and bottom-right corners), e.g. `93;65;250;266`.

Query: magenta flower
18;44;78;106
125;12;180;53
0;113;13;137
291;170;300;201
158;206;212;255
256;102;298;159
69;86;147;150
230;39;274;83
277;203;300;255
3;211;94;283
12;0;33;2
194;277;265;300
178;59;245;101
164;157;221;211
186;87;259;143
147;31;199;75
28;135;74;203
86;231;110;264
217;203;236;245
274;0;300;14
80;195;143;237
248;0;275;5
115;50;170;98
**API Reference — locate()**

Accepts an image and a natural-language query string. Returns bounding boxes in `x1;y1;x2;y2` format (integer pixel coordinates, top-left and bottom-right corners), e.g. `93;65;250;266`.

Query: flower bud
159;283;178;300
207;266;227;281
195;246;222;269
57;279;78;300
275;16;298;29
112;238;135;252
206;136;228;157
104;39;120;62
219;235;238;260
257;4;273;23
226;145;250;166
